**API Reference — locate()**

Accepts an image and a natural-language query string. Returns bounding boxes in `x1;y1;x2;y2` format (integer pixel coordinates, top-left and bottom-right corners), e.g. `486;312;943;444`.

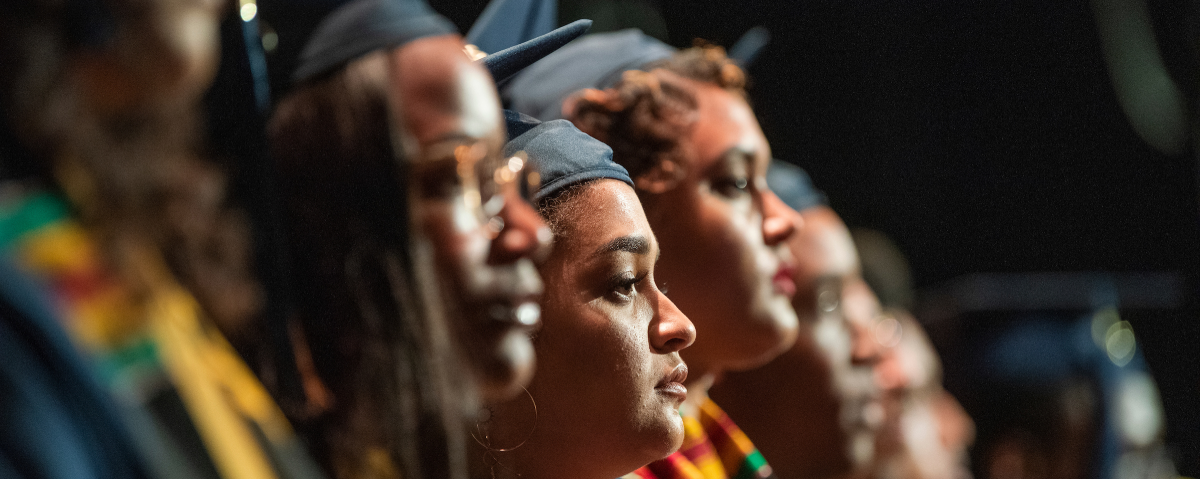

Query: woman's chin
473;331;536;403
640;408;687;461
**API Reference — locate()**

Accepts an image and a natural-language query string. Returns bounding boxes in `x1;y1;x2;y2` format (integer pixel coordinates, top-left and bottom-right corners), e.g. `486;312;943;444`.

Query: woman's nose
761;191;799;247
488;189;551;265
649;289;697;354
847;308;883;366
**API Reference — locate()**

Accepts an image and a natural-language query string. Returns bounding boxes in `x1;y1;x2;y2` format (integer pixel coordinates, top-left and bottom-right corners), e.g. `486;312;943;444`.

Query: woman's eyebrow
598;235;650;256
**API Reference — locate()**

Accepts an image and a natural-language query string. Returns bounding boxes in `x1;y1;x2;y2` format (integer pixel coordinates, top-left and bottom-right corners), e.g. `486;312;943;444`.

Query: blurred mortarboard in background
293;0;590;86
481;19;592;85
768;159;827;212
502;110;632;203
291;0;456;83
502;23;773;121
465;0;556;57
728;26;770;67
503;28;674;120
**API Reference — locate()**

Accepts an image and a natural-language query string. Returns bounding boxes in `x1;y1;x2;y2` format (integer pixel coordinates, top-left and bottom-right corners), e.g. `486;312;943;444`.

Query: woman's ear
634;159;685;194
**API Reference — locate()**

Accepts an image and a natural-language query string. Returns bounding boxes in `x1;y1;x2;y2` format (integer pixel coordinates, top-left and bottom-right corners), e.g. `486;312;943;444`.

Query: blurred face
789;207;885;472
482;180;696;479
874;316;974;479
73;0;225;116
715;206;883;479
390;36;550;402
643;72;798;375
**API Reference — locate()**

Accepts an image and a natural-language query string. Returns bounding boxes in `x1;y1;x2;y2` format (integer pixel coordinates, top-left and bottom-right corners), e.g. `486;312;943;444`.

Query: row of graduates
0;0;969;479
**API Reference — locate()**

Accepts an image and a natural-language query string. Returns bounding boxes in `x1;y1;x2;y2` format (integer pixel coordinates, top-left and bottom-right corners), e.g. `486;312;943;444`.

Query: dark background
419;0;1200;285
262;0;1200;473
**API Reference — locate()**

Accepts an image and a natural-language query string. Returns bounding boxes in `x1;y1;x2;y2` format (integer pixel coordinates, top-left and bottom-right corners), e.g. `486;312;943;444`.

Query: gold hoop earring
472;386;538;452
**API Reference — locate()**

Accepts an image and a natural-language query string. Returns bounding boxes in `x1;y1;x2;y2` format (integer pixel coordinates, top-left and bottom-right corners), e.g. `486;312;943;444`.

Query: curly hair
568;44;747;181
269;51;467;479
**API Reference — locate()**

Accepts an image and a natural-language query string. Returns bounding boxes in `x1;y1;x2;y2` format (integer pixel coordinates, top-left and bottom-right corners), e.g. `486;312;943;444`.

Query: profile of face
388;36;550;402
73;0;226;117
477;179;696;479
874;315;974;479
712;205;884;479
641;72;798;375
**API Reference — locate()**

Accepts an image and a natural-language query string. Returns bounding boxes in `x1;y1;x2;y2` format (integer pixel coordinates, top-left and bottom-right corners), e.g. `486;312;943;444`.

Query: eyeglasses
413;139;542;226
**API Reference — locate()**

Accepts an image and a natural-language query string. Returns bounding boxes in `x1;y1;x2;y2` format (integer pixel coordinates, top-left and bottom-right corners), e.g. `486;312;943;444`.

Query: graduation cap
503;28;674;121
728;26;770;67
293;0;591;85
291;0;456;83
767;159;826;212
502;110;632;203
502;23;774;121
465;0;557;57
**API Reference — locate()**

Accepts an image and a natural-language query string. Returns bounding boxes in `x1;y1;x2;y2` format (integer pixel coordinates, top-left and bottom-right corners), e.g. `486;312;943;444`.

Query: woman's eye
712;176;750;198
610;273;645;302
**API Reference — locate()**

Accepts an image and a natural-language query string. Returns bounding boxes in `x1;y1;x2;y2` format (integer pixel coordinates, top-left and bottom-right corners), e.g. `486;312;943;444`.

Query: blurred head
5;0;224;122
389;35;549;403
479;178;695;479
271;47;473;478
793;206;886;474
568;46;798;376
712;205;884;479
0;0;264;331
873;312;974;479
2;0;224;161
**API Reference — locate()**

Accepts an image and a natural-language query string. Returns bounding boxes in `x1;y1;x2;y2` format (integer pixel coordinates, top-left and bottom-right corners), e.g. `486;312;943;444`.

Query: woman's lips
772;263;797;297
656;363;689;401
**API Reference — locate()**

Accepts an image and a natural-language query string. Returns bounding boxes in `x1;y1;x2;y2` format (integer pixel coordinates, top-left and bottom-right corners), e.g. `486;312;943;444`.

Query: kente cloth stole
0;187;299;479
625;398;775;479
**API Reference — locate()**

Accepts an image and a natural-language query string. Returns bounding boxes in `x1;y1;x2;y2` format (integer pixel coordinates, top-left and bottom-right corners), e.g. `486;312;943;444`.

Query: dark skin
631;73;798;415
473;180;696;479
713;206;885;479
388;36;550;403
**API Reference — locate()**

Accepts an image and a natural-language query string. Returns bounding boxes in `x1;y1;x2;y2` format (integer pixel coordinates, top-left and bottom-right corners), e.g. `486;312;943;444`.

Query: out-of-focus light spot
239;2;258;22
514;302;540;327
464;189;480;210
1105;320;1136;367
818;288;839;313
261;31;278;52
486;216;505;234
873;314;902;348
508;156;524;173
1116;372;1163;447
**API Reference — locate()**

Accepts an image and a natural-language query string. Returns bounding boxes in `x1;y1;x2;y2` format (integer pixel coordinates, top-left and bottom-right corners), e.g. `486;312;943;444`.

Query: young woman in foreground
468;112;696;479
555;43;800;479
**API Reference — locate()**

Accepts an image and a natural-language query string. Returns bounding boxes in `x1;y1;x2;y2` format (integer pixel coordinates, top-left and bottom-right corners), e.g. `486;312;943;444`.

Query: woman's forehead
566;180;652;251
690;86;768;169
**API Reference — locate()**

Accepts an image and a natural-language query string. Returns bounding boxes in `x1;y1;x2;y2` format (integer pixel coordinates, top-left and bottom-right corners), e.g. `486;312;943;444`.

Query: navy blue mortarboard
480;19;592;85
502;110;632;202
293;0;590;86
728;26;770;67
768;159;827;212
503;28;675;121
292;0;456;83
